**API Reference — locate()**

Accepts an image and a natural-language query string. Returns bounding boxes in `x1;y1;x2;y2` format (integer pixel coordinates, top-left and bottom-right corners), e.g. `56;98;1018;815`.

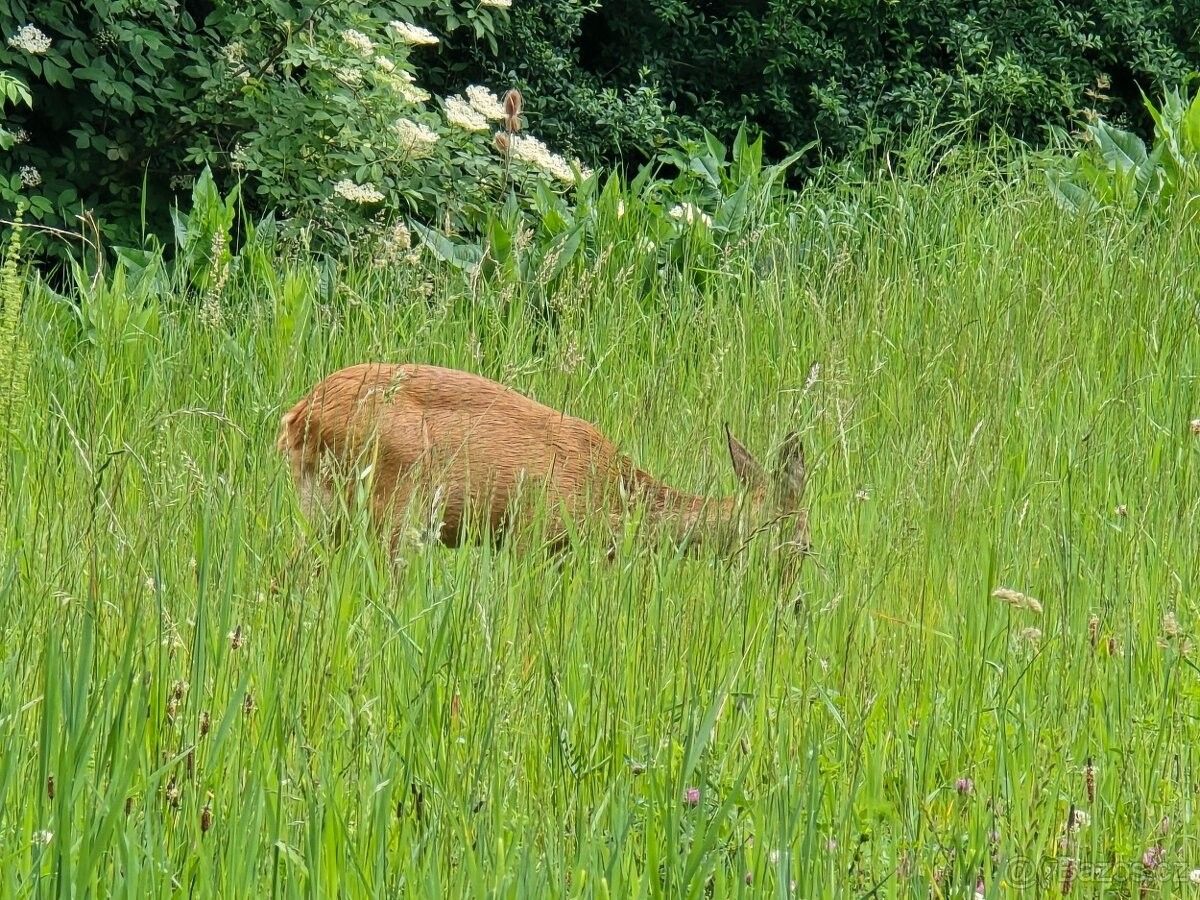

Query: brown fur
276;363;810;557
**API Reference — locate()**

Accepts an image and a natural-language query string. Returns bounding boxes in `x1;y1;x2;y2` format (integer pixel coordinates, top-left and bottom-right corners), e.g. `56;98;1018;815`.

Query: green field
3;158;1200;897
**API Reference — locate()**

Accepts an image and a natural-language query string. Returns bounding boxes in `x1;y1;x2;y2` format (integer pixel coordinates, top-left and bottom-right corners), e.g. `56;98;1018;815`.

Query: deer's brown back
277;363;627;545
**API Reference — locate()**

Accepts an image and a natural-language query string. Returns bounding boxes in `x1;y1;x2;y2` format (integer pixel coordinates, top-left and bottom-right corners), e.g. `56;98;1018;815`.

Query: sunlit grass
3;157;1200;897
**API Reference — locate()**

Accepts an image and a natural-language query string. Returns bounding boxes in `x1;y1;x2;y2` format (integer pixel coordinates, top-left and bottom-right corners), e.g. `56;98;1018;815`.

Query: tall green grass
2;154;1199;898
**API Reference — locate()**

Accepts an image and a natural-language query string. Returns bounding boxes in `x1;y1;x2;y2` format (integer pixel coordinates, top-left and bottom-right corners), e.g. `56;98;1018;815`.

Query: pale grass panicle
992;587;1043;615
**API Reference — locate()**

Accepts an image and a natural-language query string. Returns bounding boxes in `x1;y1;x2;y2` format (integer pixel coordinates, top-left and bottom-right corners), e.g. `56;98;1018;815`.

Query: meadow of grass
2;153;1200;898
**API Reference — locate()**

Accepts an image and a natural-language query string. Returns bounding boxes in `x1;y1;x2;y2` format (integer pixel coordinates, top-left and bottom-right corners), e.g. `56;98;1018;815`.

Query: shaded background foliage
458;0;1199;165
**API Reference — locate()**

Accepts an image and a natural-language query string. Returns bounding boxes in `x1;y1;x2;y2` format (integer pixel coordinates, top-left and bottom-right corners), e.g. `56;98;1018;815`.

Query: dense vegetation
3;0;1199;253
2;146;1200;895
4;2;1200;896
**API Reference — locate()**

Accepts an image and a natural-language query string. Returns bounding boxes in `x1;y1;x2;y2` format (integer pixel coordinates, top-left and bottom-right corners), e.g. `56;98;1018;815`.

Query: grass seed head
992;587;1043;615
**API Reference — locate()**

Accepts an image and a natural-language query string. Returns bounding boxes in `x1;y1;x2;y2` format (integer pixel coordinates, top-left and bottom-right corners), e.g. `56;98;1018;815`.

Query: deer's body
277;363;809;556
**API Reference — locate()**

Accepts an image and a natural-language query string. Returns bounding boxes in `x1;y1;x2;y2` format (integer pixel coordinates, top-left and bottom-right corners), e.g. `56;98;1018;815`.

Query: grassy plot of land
2;160;1199;897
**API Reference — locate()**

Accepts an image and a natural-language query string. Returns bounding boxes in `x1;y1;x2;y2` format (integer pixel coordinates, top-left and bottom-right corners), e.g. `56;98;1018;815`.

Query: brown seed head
492;131;510;154
199;710;211;737
201;794;213;833
503;88;523;120
46;774;55;800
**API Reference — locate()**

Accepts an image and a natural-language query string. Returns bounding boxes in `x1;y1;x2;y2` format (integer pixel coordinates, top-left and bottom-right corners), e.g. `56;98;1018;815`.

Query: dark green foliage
459;0;1198;165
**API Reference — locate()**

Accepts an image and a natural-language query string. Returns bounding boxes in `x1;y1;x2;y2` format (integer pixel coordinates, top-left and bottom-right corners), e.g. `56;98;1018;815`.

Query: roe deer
277;363;810;560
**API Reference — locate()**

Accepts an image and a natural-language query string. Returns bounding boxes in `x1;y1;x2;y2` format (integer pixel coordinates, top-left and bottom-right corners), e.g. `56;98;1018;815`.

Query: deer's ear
725;423;766;487
775;432;807;502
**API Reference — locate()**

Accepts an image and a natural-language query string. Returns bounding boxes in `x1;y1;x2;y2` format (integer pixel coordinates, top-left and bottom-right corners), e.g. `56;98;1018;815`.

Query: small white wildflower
1189;869;1200;885
18;165;41;188
479;0;513;7
443;95;489;132
393;118;440;156
854;488;871;502
1069;809;1090;832
334;67;363;87
230;143;248;172
992;587;1043;615
388;20;439;46
333;179;385;204
616;199;626;218
669;203;714;227
1018;626;1042;645
145;576;157;594
341;28;375;56
14;128;30;145
466;85;506;120
32;830;53;846
375;56;396;73
374;221;413;267
1162;612;1182;639
7;24;52;55
222;40;245;63
1191;418;1200;435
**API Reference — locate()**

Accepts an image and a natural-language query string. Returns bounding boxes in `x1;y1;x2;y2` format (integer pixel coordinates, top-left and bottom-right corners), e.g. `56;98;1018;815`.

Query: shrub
0;2;588;259
1047;83;1200;217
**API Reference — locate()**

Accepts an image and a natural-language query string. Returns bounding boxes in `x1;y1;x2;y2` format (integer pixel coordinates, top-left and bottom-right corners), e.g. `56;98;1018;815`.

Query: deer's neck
623;467;760;553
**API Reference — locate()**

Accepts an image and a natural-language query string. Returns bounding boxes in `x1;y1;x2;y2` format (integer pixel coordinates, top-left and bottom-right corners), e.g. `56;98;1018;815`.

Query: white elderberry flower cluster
7;24;51;55
466;85;506;120
333;179;385;204
387;21;439;46
394;118;440;156
443;96;489;132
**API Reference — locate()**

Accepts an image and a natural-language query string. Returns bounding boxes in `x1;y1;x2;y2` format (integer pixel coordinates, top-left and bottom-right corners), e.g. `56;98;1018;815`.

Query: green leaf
1045;171;1094;215
1182;90;1200;157
1090;122;1147;174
